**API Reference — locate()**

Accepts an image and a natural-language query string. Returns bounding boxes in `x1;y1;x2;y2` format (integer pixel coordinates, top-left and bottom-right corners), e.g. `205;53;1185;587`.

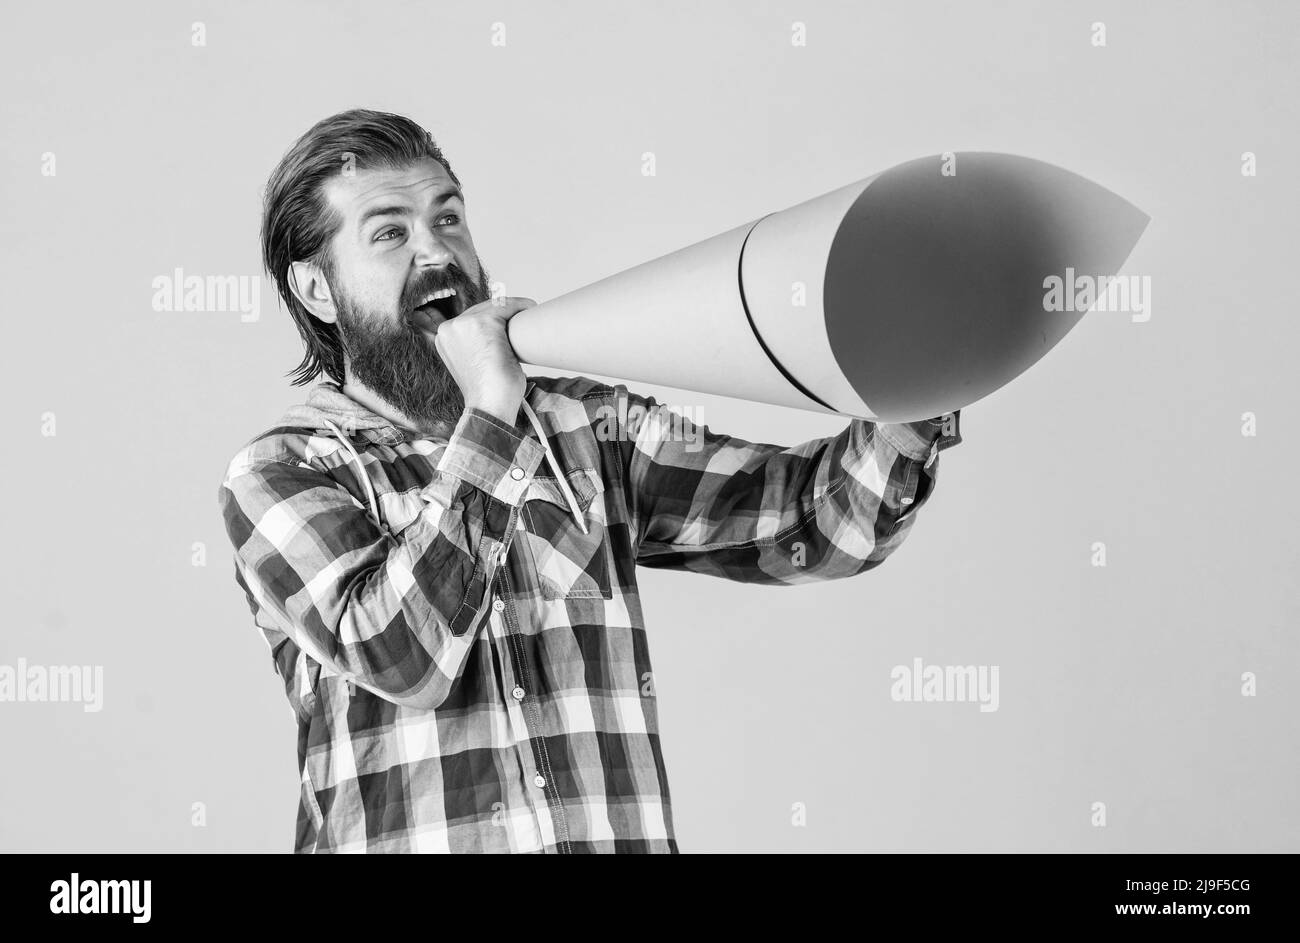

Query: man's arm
614;386;962;584
218;407;546;710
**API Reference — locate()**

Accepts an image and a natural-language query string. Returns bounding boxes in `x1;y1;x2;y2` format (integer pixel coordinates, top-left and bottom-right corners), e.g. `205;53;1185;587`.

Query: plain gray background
2;0;1296;853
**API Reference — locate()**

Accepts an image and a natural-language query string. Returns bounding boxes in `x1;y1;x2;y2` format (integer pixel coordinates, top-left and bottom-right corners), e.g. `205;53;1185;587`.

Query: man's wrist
465;398;521;427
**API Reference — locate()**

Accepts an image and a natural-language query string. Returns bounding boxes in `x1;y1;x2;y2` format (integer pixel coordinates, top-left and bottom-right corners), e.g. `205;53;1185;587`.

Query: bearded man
217;108;962;853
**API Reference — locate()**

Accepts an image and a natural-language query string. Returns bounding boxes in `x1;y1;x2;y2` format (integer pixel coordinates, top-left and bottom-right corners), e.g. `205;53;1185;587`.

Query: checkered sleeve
218;407;547;709
617;385;962;584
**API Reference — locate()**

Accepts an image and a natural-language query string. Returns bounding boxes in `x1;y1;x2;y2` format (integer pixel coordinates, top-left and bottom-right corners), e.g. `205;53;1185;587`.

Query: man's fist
428;296;536;425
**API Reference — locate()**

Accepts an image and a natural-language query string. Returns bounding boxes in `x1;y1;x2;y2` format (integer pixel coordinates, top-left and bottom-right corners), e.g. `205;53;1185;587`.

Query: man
217;109;963;853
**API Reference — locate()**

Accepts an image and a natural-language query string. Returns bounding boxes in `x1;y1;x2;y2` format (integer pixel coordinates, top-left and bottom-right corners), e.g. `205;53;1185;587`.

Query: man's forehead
324;158;457;216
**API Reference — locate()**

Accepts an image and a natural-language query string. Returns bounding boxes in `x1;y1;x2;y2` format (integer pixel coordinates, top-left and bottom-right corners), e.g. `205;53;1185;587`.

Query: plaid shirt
217;375;962;853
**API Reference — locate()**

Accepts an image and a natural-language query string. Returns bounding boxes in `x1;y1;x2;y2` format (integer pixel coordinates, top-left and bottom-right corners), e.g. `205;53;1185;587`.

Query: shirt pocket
520;467;613;600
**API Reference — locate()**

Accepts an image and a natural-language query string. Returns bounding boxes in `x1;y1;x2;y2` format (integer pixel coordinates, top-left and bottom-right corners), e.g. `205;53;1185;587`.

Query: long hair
260;109;462;386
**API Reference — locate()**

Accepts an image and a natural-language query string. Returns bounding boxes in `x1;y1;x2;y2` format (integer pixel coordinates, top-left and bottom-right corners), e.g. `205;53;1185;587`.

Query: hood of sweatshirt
274;379;442;444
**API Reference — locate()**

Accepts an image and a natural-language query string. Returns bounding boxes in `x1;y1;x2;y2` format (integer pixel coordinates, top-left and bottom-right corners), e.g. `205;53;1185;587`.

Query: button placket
491;569;569;848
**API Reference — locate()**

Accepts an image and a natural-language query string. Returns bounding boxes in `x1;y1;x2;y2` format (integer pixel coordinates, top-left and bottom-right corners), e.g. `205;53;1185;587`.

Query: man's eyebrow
357;186;464;228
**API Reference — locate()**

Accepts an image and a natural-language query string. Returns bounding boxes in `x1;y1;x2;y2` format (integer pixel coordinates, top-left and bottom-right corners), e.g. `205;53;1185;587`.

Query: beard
333;260;493;431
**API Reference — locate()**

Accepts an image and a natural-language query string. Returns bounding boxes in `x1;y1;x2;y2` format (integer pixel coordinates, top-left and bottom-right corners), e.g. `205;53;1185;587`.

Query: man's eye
436;214;461;226
375;228;401;242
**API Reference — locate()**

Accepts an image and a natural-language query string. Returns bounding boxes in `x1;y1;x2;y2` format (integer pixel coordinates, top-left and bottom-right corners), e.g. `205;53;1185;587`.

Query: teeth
419;287;457;306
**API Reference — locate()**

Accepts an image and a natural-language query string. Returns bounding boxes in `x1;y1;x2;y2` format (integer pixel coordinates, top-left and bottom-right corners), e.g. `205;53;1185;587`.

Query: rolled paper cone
507;152;1149;421
511;220;840;415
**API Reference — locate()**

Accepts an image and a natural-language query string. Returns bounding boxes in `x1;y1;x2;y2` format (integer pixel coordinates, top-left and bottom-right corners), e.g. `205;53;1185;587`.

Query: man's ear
289;260;338;324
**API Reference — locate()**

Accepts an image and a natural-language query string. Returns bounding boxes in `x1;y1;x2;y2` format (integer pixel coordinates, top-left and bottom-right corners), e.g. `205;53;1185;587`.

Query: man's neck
339;375;455;441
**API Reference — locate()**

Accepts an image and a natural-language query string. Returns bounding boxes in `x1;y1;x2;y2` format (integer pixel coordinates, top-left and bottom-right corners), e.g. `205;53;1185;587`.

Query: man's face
321;157;492;429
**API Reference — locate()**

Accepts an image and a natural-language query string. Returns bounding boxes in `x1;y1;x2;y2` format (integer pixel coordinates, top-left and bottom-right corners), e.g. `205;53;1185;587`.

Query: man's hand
428;296;536;426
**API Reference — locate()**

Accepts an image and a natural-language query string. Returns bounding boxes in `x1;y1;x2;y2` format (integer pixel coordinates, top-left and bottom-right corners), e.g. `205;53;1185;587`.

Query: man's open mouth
412;286;462;323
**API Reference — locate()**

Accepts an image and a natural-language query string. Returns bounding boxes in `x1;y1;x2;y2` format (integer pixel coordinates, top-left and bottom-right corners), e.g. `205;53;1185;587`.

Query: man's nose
409;223;455;269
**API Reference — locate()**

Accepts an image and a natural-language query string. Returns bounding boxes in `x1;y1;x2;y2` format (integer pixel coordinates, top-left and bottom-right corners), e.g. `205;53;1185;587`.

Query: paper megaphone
507;152;1149;422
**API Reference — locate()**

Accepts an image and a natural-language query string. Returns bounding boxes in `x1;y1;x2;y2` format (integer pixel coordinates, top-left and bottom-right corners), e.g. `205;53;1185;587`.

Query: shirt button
901;496;914;505
510;466;525;481
492;597;505;612
533;774;547;789
512;685;526;701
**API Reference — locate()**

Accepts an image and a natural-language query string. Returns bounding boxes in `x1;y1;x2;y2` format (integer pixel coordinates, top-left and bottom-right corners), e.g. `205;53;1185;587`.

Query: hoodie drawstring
321;418;383;530
521;400;588;534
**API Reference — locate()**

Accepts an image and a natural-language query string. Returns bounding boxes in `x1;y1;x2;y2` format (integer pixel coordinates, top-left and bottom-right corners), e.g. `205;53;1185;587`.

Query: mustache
400;264;475;312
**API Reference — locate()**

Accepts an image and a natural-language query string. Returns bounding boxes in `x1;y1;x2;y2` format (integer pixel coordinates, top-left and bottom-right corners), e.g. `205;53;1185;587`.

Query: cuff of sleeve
874;409;963;467
431;407;547;506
